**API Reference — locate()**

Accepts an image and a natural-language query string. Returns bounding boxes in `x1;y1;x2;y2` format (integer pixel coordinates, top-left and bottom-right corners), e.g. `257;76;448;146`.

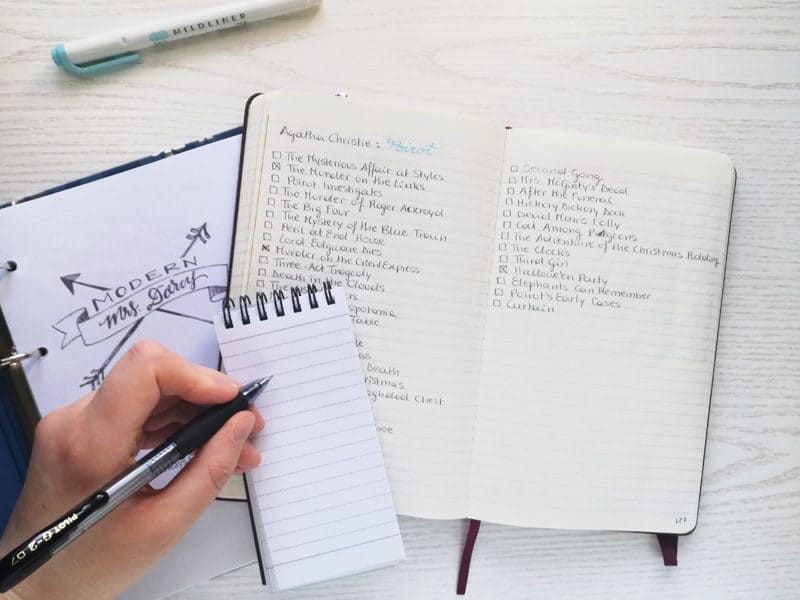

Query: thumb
150;411;256;532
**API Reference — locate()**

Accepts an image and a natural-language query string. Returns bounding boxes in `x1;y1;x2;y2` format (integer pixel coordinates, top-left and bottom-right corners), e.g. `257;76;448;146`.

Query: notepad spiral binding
0;260;48;368
222;281;336;329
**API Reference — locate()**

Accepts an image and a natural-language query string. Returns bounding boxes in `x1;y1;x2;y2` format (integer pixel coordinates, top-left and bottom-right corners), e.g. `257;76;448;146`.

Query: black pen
0;376;271;593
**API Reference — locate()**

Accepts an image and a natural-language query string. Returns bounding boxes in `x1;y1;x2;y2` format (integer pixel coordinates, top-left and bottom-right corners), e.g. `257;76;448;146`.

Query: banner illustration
51;223;228;390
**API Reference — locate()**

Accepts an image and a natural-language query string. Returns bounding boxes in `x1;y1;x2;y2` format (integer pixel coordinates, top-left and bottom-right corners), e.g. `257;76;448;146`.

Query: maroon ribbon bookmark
657;533;678;566
457;519;482;594
457;524;677;594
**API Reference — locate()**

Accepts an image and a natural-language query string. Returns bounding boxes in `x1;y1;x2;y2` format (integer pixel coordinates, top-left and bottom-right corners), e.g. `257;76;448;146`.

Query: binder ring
1;261;17;271
222;281;334;328
1;346;47;369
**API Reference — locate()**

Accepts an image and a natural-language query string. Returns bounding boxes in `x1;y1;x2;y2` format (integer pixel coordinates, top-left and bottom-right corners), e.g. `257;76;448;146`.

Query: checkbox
497;276;506;284
494;288;503;296
269;185;278;194
493;299;501;307
257;268;267;276
500;232;509;240
272;162;281;170
510;165;518;172
272;151;281;159
506;198;513;206
266;209;274;218
509;176;516;184
267;198;275;206
499;255;508;263
499;265;508;273
503;209;511;217
271;174;280;183
503;221;511;228
256;279;265;287
507;187;514;195
259;256;268;264
262;230;272;239
499;243;507;251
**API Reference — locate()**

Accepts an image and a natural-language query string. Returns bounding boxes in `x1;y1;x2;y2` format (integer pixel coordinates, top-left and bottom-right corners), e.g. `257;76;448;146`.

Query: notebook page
468;129;734;533
230;91;506;518
215;286;404;590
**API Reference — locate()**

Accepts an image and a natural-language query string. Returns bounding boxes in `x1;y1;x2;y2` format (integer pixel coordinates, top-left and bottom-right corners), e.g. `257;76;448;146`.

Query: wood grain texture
1;0;798;597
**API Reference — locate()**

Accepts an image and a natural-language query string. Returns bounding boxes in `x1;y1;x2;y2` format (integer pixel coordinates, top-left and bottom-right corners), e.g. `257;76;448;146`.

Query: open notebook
214;284;404;591
230;91;736;537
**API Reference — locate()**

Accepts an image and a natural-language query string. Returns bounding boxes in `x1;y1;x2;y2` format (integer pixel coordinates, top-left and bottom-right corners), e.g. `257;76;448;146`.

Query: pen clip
51;44;140;76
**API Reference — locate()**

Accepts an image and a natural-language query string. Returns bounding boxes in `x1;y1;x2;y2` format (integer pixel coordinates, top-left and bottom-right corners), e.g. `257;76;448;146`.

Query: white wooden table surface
2;1;799;598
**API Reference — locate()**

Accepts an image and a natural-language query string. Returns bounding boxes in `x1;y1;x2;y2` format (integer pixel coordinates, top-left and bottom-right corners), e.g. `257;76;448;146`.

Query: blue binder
0;373;29;532
0;127;242;534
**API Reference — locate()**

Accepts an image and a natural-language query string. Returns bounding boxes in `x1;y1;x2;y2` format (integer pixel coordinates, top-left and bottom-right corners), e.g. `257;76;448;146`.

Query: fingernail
233;414;255;443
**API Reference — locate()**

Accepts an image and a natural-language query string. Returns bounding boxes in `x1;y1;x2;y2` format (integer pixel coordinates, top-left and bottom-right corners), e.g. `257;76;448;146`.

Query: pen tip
242;375;272;403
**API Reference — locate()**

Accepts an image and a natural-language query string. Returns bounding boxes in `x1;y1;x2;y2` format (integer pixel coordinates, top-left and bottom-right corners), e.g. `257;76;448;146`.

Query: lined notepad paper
214;285;404;591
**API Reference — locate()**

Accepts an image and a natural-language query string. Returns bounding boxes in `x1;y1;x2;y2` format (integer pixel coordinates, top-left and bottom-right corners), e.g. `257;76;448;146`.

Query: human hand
0;341;264;600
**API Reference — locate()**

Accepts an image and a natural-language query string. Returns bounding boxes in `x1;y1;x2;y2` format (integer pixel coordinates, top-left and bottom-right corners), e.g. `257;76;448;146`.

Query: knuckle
33;412;61;451
207;461;234;493
128;339;166;364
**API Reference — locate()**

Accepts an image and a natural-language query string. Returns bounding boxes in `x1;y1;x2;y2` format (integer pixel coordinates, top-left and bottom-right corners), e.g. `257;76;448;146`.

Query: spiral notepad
214;282;404;591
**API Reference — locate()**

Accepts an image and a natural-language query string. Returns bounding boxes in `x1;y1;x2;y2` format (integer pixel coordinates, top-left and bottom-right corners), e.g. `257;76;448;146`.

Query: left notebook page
231;92;506;519
0;135;257;599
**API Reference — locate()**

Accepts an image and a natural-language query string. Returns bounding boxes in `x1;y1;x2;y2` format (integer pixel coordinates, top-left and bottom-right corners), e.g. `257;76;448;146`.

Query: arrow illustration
60;273;111;295
181;222;211;258
81;318;144;390
79;307;212;390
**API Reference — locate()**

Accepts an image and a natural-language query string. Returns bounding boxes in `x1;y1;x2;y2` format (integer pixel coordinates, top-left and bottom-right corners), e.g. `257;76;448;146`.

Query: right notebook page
468;129;735;534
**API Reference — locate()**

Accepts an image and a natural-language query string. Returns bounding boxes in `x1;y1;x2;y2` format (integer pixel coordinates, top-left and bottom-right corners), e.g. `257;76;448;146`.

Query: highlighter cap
51;43;140;76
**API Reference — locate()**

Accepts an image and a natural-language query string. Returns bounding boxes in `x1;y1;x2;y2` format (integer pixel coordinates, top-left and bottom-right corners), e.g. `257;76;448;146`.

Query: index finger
86;340;240;437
